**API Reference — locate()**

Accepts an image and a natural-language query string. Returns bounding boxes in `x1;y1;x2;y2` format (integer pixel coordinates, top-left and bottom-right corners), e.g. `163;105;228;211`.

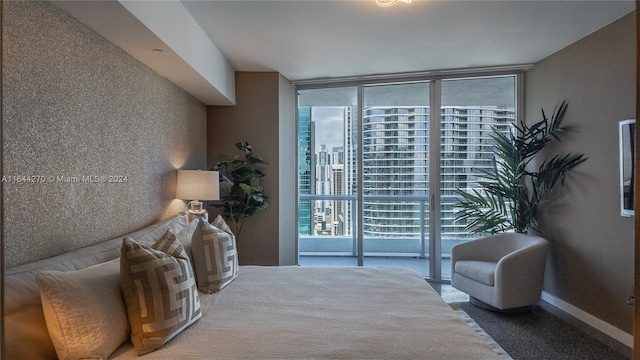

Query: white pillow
35;259;129;360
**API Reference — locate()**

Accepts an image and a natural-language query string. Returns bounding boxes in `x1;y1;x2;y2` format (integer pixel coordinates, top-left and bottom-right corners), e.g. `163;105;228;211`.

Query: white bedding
110;266;506;359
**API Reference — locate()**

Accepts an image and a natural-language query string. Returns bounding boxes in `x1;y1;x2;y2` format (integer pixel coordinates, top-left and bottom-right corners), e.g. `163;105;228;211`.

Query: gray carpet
458;301;631;360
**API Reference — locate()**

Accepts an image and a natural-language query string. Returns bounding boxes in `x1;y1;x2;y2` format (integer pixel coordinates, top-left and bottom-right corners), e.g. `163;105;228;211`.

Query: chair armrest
451;240;487;263
495;241;548;292
451;234;511;263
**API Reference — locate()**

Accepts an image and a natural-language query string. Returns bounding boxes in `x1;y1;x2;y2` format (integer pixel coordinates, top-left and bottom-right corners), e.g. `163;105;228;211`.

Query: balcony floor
298;255;452;280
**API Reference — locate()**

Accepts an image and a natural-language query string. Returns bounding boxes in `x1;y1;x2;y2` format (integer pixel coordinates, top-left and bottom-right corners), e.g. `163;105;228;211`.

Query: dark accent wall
208;72;280;265
2;1;207;267
207;72;297;266
207;72;295;265
525;12;636;334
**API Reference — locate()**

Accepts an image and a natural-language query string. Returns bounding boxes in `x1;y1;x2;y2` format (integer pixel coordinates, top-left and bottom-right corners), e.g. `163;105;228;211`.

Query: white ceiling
55;0;635;104
181;0;635;82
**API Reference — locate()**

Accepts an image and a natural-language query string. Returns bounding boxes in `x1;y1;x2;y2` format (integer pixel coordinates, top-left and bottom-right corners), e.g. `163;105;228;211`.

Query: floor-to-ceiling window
298;87;359;266
297;73;518;280
361;82;431;274
439;76;516;278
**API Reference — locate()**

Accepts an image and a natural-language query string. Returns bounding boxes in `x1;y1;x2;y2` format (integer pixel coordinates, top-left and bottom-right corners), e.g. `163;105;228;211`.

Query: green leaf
211;142;269;236
454;100;586;234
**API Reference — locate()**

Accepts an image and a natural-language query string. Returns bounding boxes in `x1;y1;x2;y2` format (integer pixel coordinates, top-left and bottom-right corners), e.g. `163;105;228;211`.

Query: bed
5;212;508;360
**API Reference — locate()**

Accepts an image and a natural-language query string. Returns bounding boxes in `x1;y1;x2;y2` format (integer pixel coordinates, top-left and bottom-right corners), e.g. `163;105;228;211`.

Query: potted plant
454;101;586;234
212;142;269;237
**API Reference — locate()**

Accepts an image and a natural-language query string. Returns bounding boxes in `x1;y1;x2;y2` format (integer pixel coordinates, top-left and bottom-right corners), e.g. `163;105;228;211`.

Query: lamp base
187;210;208;223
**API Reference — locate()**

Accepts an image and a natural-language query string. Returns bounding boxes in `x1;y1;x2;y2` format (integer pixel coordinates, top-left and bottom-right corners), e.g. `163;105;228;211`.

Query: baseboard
540;291;633;348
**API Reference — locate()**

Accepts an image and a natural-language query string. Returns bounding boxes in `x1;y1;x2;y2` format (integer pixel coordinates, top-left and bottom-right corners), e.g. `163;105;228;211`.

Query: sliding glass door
298;87;359;266
361;82;431;275
439;76;516;278
297;74;517;280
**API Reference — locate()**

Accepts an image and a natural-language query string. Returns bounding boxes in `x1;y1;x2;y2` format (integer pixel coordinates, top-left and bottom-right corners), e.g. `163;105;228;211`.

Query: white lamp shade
176;170;220;201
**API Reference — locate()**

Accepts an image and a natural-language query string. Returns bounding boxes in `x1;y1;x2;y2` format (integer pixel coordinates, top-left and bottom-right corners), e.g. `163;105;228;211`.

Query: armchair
451;233;548;311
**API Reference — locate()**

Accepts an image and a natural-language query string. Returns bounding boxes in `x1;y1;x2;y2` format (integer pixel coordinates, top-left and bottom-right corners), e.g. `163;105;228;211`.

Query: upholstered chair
451;233;548;311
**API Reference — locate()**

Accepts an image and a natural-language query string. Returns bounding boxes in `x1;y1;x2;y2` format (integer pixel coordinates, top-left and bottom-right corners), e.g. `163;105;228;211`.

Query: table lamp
176;170;219;222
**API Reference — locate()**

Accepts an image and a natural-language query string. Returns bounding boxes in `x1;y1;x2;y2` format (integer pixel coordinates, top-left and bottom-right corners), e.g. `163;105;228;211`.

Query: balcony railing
298;194;472;258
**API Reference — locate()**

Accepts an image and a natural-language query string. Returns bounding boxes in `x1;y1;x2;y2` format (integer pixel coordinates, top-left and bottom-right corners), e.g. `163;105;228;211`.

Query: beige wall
2;1;207;267
525;12;636;333
208;72;296;265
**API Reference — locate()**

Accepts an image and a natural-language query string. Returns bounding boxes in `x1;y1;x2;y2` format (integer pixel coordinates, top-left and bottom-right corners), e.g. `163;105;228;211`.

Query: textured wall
525;12;635;333
3;1;207;267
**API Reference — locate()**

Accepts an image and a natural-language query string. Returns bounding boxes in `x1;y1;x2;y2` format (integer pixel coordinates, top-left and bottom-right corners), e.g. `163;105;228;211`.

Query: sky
300;76;516;152
312;107;345;150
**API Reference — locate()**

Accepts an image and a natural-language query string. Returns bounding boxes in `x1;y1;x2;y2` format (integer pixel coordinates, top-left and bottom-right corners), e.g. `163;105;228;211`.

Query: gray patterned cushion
191;215;239;293
120;233;201;355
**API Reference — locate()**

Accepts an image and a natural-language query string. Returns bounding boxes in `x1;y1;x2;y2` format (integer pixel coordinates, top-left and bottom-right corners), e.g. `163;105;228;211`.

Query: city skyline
300;103;515;240
297;76;517;258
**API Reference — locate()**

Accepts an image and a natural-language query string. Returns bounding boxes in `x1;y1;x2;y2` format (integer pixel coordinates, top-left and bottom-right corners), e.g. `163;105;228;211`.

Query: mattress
110;266;505;359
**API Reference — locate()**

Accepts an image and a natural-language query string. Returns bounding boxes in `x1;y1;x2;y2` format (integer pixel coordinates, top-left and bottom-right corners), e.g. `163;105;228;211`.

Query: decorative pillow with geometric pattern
120;233;202;355
191;215;239;293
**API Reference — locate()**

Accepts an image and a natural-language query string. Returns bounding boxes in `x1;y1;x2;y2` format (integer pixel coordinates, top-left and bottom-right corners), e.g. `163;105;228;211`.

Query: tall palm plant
454;101;586;234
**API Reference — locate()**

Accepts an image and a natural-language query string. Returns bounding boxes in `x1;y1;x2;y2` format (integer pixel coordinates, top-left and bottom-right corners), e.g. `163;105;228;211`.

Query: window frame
294;67;526;280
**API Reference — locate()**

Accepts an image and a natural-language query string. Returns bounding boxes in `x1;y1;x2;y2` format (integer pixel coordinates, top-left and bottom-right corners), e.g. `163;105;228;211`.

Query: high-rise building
361;106;430;238
300;103;514;240
315;144;332;212
298;106;313;236
440;106;514;239
331;163;344;235
343;107;356;236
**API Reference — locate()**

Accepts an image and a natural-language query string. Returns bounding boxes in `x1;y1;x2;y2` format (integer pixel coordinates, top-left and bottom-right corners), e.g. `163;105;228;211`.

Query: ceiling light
376;0;412;7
